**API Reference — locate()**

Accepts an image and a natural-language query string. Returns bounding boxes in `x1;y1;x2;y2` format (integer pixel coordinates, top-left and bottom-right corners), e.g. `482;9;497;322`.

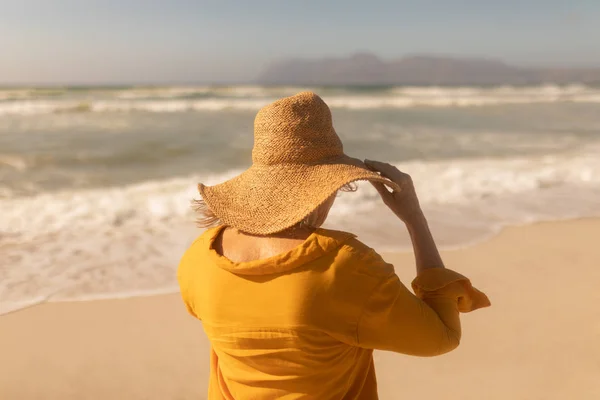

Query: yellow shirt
177;226;490;399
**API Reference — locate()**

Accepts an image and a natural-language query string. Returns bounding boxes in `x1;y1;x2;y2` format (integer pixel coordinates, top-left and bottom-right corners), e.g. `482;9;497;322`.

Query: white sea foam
0;99;276;115
114;86;310;99
391;84;589;97
0;86;310;102
3;150;599;237
2;85;600;115
0;154;28;171
2;150;600;314
327;84;600;109
115;87;212;99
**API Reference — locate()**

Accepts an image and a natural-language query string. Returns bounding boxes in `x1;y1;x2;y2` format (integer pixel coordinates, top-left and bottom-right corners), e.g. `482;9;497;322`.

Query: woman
178;92;490;399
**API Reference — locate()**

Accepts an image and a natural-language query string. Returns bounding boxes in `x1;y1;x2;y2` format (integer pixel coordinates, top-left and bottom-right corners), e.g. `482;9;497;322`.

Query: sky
1;0;599;84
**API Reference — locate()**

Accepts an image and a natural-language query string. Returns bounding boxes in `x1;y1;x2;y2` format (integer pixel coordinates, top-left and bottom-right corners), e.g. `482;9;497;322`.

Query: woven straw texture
199;91;400;235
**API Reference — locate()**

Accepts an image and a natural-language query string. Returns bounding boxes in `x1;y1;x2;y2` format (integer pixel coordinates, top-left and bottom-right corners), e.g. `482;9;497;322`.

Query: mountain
256;53;600;85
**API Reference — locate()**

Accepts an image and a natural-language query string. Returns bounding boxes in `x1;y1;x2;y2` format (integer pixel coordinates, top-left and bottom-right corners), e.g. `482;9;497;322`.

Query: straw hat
198;91;401;235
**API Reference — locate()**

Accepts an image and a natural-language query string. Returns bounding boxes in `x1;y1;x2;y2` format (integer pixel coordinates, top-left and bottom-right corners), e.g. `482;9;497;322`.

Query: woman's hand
365;159;444;271
364;159;423;224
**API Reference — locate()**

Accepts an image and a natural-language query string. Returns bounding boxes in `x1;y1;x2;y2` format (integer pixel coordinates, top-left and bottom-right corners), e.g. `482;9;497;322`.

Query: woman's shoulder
188;226;223;249
179;226;222;266
317;228;395;279
316;227;384;257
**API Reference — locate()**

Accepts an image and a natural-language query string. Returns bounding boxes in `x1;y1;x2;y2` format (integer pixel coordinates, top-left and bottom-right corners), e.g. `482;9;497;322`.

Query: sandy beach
1;219;599;400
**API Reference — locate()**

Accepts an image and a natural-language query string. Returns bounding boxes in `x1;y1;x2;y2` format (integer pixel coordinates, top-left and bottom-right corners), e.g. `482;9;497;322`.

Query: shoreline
2;217;600;399
2;215;599;317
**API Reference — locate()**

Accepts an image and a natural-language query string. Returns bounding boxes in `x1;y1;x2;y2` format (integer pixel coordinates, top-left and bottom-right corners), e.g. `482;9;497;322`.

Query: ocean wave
2;150;600;314
0;86;311;102
0;88;68;101
3;150;599;237
111;86;296;100
0;99;275;115
2;85;600;115
389;83;590;97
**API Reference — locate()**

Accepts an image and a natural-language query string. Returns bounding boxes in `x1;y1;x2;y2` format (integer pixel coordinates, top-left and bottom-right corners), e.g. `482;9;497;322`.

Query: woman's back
179;226;385;399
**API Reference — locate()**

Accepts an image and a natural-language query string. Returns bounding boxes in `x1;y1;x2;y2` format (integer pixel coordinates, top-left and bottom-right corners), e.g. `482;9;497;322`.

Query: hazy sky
1;0;599;84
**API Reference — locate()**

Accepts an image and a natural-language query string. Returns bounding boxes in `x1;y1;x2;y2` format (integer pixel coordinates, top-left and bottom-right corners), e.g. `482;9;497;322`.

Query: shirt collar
204;225;356;276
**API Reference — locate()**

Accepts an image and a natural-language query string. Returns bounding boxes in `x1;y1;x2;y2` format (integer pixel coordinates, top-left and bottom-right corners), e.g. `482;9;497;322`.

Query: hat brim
198;155;401;235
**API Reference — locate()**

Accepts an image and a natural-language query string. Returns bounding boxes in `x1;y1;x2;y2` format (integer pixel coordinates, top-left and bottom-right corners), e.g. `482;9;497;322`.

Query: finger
365;159;397;181
364;162;381;174
364;159;396;173
370;181;393;200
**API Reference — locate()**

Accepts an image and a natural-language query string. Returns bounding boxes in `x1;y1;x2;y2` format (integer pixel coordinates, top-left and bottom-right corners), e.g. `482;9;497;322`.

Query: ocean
2;85;600;314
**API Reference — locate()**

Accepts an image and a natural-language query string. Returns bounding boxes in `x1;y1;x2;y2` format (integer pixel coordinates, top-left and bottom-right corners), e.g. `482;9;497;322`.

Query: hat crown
252;92;344;165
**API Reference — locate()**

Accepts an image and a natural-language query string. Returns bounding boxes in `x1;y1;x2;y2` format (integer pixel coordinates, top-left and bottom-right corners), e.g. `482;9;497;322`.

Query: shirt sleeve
357;267;490;357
